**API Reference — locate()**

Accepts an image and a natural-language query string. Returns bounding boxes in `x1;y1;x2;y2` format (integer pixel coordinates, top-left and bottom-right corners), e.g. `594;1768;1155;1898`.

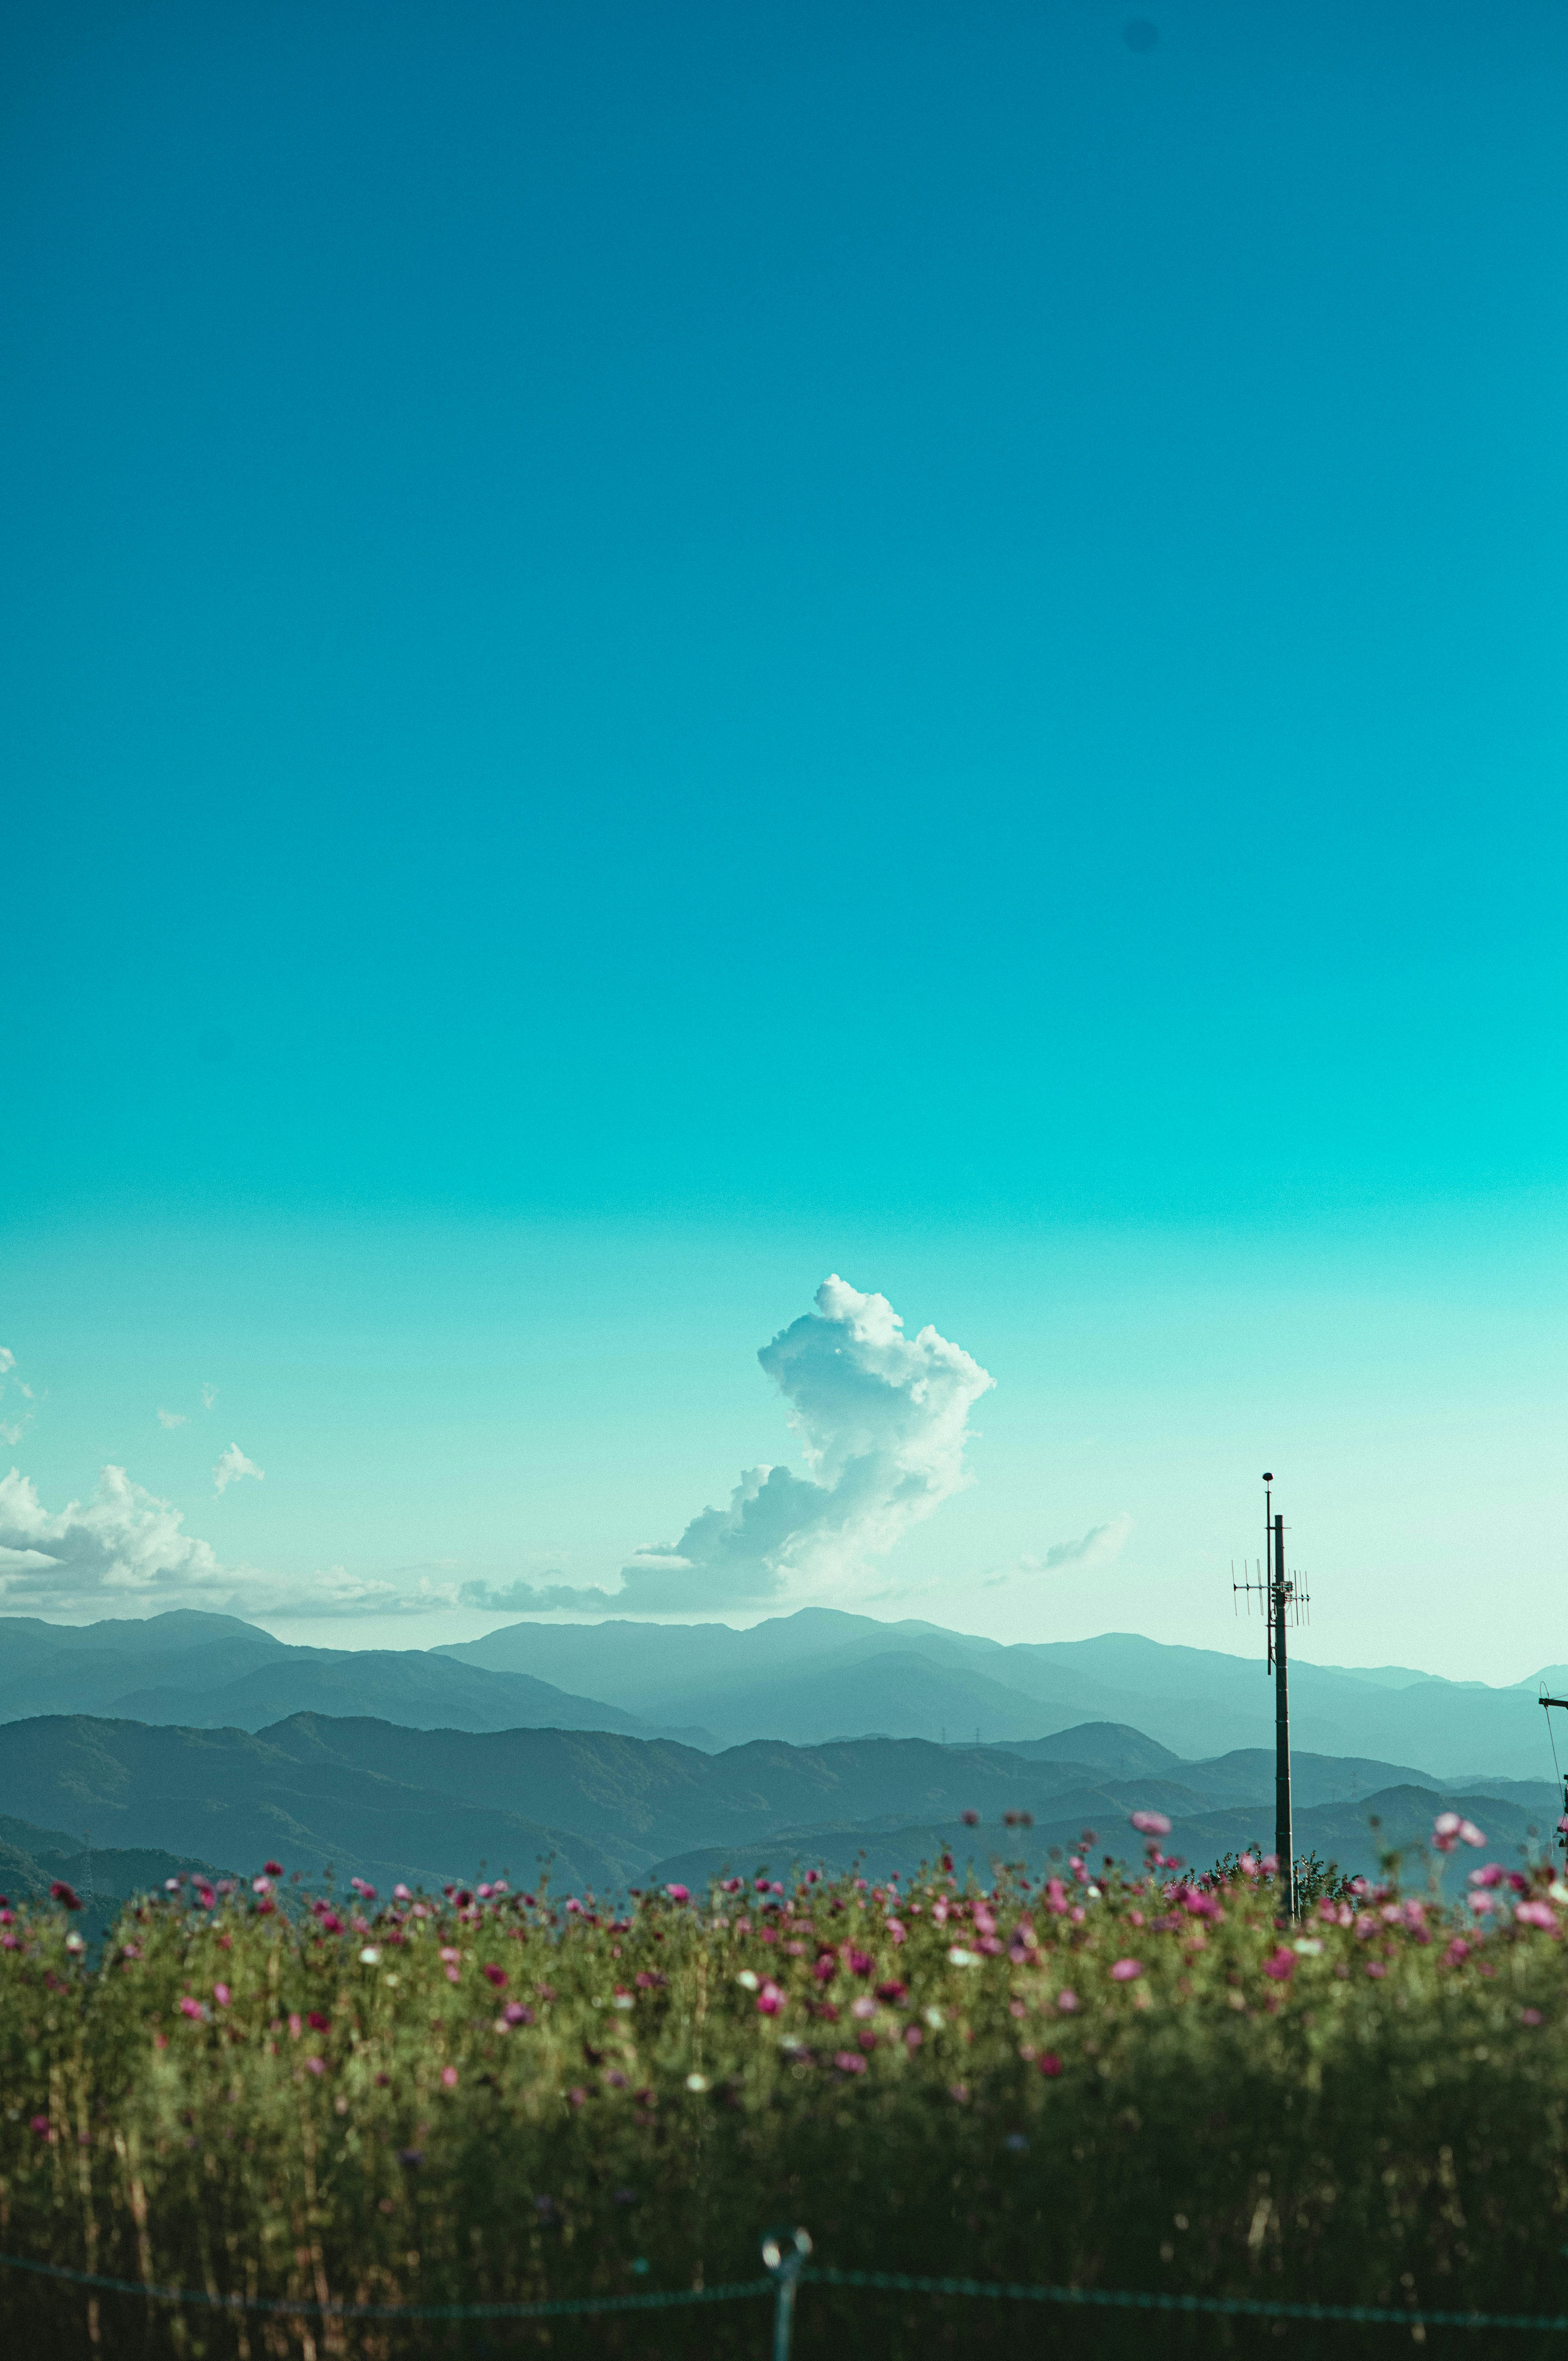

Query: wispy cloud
201;1384;218;1411
213;1444;264;1495
461;1274;994;1618
984;1513;1134;1588
0;1346;36;1448
157;1408;189;1430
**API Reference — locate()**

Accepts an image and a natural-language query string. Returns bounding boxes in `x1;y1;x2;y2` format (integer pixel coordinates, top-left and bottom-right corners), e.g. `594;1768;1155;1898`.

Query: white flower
685;2072;709;2092
1292;1938;1323;1956
735;1970;759;1990
947;1945;978;1967
359;1946;381;1965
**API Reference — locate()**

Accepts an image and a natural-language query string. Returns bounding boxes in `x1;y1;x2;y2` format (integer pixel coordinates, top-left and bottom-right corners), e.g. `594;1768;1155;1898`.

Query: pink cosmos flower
212;1983;231;2008
1109;1959;1143;1982
1523;2007;1544;2026
1432;1811;1463;1852
441;2065;459;2087
961;1811;980;1827
350;1878;377;1900
833;2051;868;2075
178;1997;207;2020
305;2056;326;2075
482;1963;508;1989
1129;1810;1172;1836
1515;1900;1558;1931
1056;1988;1079;2013
666;1885;690;1904
756;1982;785;2016
1037;2051;1063;2078
1364;1962;1385;1980
1261;1949;1294;1982
1445;1938;1471;1965
30;2116;51;2139
263;1861;283;1877
1470;1862;1506;1888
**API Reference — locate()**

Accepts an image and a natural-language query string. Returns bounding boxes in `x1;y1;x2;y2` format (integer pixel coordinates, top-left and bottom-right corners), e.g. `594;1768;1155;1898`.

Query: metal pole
762;2227;811;2361
1273;1508;1294;1918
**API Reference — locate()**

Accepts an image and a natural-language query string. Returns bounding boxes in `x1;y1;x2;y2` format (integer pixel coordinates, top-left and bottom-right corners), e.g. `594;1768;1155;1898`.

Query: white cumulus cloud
462;1274;994;1617
201;1383;218;1410
157;1408;189;1430
213;1444;264;1495
0;1464;228;1611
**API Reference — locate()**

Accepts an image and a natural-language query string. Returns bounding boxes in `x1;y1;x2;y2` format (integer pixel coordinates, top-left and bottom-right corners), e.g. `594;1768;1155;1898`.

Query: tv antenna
1232;1473;1311;1919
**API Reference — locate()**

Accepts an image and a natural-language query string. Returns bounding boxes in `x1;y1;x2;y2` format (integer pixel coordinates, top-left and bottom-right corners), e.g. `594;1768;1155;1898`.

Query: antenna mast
1232;1473;1311;1920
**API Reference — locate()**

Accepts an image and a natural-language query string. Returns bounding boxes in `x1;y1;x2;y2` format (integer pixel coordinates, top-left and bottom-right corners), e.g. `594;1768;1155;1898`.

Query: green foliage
0;1845;1566;2357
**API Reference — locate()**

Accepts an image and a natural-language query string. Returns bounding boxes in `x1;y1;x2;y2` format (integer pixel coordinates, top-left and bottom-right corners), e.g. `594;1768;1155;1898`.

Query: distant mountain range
0;1608;1562;1906
4;1605;1561;1779
0;1708;1555;1900
0;1610;713;1744
439;1608;1568;1779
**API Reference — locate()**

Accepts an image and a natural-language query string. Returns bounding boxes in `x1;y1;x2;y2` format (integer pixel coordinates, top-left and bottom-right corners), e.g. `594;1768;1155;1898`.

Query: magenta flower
350;1878;377;1900
665;1884;690;1904
961;1810;980;1827
1515;1900;1558;1931
30;2116;51;2139
1129;1810;1171;1836
482;1963;508;1989
49;1881;82;1911
178;1997;207;2021
212;1983;231;2008
1109;1958;1143;1982
1037;2051;1063;2078
441;2065;459;2087
832;2051;868;2075
1056;1988;1079;2013
305;2056;326;2075
1432;1811;1463;1852
756;1982;785;2016
503;2002;535;2027
263;1861;283;1877
1261;1948;1294;1982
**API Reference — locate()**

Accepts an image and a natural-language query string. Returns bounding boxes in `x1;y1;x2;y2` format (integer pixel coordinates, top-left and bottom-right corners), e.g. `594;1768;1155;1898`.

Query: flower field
3;1821;1568;2357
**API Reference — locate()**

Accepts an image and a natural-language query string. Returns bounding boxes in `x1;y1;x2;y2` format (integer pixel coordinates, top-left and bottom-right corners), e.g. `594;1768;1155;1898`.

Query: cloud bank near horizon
0;1277;1011;1624
460;1274;995;1617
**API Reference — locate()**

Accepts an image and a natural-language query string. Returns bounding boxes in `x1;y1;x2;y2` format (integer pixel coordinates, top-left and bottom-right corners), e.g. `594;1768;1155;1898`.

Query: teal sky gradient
2;0;1565;1679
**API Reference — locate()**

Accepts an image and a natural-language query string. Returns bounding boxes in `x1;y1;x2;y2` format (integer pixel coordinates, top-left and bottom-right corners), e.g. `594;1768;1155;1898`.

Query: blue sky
2;0;1565;1679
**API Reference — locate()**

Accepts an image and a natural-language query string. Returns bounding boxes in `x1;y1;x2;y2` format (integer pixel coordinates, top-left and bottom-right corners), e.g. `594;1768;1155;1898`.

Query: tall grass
2;1829;1566;2358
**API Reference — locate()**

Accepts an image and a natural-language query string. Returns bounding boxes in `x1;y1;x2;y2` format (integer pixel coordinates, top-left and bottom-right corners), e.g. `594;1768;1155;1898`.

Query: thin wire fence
4;2234;1568;2346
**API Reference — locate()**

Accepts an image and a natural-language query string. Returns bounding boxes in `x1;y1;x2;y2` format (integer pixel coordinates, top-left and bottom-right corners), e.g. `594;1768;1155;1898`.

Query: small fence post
760;2227;812;2361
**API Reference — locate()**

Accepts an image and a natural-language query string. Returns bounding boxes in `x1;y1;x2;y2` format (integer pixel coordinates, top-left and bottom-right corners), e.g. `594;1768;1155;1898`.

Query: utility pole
1270;1490;1293;1919
1233;1473;1309;1922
